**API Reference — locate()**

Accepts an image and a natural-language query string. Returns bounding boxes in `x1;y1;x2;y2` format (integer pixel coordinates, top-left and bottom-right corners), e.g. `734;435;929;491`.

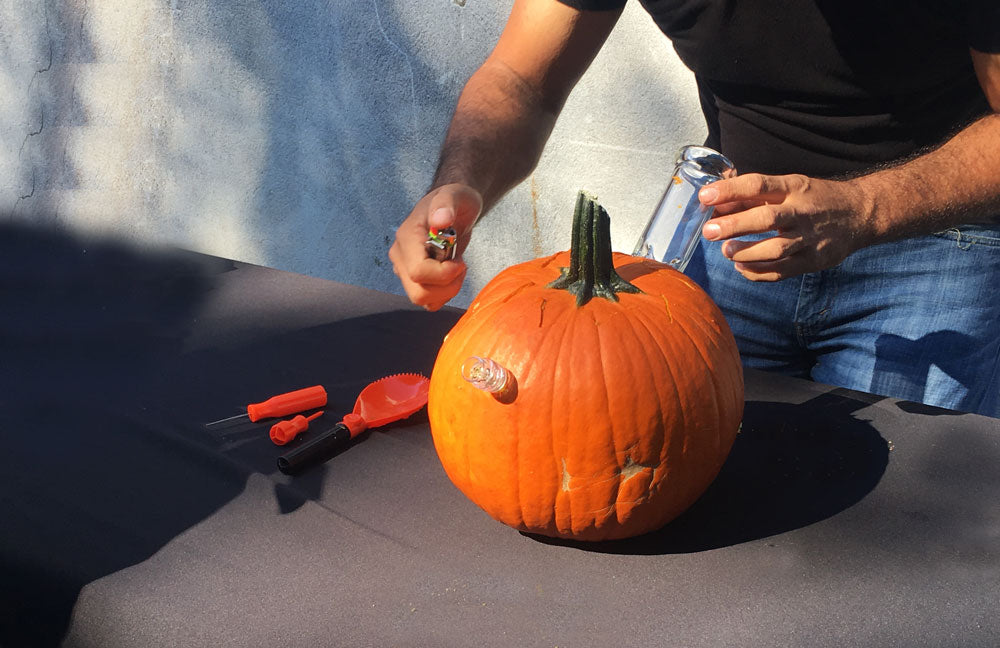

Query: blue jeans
686;225;1000;418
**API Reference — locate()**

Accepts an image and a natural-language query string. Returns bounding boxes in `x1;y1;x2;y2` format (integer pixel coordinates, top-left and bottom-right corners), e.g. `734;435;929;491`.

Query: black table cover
2;223;998;648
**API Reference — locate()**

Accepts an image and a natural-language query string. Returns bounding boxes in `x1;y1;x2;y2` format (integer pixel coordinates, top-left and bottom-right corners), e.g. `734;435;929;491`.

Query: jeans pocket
932;224;1000;249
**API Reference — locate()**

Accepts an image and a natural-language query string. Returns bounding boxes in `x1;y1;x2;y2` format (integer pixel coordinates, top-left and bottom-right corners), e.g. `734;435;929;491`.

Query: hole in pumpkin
619;455;655;481
492;375;518;404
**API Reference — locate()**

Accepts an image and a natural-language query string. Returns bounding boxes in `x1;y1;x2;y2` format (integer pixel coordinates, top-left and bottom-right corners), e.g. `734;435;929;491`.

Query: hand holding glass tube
633;145;736;273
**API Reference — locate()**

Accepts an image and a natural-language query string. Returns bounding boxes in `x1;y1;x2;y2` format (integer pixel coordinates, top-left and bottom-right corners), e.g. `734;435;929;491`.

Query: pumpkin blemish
662;296;673;323
560;458;572;492
499;282;535;305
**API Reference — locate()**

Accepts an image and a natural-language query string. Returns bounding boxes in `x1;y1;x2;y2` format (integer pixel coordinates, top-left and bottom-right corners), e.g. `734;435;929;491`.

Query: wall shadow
528;389;889;554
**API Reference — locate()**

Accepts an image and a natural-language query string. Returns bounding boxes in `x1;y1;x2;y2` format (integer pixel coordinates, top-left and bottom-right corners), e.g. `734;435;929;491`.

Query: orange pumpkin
428;191;743;541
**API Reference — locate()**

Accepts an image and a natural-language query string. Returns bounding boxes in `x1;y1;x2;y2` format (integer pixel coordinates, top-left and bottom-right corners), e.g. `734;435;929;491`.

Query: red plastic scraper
277;374;429;474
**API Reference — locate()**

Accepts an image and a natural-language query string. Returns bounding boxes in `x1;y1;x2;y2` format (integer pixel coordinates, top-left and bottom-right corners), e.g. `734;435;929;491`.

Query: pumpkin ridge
636;296;717;427
472;291;580;528
515;290;578;531
611;313;676;506
604;290;688;473
558;306;594;533
660;295;736;456
632;284;741;505
615;301;687;486
443;296;528;507
591;300;660;525
629;295;734;506
549;307;573;531
591;305;632;530
554;304;585;527
620;298;696;496
523;299;581;531
567;305;614;533
586;305;619;530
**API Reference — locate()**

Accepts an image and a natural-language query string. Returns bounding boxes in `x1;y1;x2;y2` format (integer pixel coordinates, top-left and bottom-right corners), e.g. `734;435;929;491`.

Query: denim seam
982;340;1000;417
792;273;811;347
794;269;837;346
932;228;1000;247
814;266;838;334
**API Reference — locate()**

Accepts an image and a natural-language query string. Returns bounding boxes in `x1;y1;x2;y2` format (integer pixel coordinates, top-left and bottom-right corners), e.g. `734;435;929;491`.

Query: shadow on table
0;223;459;647
528;388;890;555
0;222;230;647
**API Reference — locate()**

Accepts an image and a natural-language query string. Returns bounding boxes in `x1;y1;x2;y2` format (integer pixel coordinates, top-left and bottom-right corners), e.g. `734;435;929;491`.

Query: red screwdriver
205;385;328;429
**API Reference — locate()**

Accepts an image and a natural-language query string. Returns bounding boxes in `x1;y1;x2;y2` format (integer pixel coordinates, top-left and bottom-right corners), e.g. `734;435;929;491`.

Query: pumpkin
428;191;743;541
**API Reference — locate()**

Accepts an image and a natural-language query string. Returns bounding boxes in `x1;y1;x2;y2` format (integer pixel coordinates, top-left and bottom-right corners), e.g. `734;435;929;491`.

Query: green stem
547;191;641;306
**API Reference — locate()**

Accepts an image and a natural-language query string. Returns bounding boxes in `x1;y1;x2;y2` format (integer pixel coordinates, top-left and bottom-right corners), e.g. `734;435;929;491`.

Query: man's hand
388;183;482;311
697;47;1000;284
698;173;876;282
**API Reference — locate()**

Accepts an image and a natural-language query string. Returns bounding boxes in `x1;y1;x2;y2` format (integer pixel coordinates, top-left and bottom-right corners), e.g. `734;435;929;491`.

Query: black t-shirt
556;0;999;177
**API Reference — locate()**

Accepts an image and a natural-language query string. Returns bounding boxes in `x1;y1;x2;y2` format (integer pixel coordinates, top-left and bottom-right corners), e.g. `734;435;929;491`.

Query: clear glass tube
632;145;735;273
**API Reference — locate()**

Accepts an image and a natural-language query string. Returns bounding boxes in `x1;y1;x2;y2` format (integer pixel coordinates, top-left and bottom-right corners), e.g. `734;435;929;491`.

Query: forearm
853;112;1000;243
431;58;559;214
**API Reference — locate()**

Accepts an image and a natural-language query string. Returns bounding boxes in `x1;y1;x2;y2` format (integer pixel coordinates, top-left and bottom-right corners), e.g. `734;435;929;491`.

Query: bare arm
700;49;1000;282
433;0;623;208
429;60;557;214
860;49;1000;238
389;0;622;310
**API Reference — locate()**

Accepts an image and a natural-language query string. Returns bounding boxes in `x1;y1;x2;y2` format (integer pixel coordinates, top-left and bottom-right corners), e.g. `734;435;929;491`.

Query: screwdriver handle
269;411;324;446
247;385;327;422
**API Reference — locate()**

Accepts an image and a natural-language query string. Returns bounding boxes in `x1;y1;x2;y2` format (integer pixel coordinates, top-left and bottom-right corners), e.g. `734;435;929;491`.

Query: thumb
427;184;483;236
428;205;455;231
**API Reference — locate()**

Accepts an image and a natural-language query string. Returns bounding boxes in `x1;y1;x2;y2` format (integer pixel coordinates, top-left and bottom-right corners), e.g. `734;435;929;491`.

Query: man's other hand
699;173;875;282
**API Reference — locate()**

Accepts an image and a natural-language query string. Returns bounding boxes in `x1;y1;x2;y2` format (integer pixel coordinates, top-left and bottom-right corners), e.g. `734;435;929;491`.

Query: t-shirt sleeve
553;0;628;10
967;2;1000;52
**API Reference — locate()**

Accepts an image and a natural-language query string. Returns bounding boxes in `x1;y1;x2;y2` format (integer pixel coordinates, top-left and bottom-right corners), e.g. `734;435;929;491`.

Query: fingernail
430;207;454;225
703;223;721;240
699;187;719;203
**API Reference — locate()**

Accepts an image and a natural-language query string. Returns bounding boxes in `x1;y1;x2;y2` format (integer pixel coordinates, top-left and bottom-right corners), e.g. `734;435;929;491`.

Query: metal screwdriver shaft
204;385;328;429
205;412;252;429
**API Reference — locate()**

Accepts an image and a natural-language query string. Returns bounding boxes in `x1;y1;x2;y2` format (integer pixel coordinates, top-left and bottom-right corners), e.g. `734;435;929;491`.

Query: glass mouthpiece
461;356;510;394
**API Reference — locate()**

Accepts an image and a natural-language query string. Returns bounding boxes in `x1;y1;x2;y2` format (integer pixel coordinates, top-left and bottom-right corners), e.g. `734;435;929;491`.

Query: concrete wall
2;0;704;308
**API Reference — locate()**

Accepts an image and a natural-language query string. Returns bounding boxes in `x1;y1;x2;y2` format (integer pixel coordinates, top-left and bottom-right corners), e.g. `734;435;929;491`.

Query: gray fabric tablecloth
2;223;998;648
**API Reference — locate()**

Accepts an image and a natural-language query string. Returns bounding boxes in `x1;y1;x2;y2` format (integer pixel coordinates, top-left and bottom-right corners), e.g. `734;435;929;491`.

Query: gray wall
2;0;704;307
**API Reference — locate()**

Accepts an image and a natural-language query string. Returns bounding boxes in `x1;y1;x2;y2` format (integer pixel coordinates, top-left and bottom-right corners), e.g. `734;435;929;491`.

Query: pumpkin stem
547;191;641;306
